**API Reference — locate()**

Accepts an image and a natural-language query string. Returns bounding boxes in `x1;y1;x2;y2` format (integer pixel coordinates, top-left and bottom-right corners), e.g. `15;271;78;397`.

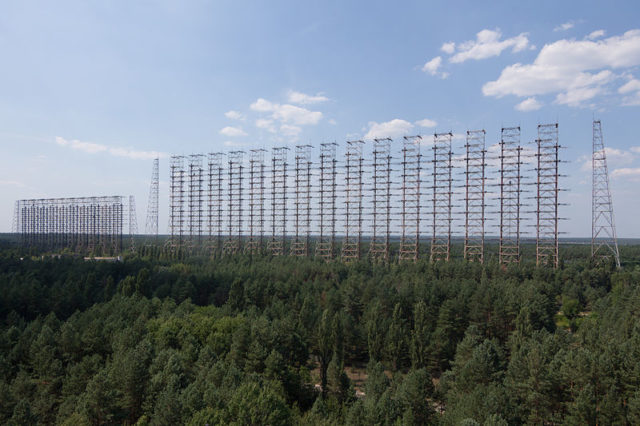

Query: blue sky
1;0;640;237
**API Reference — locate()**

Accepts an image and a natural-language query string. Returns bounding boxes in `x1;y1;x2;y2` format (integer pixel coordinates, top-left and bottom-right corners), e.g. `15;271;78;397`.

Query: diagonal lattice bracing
535;123;560;268
399;136;421;262
369;138;392;262
591;120;620;268
246;149;266;254
431;133;453;262
464;130;486;263
499;127;523;266
291;145;312;257
342;140;364;261
316;143;338;260
224;151;244;255
268;147;289;256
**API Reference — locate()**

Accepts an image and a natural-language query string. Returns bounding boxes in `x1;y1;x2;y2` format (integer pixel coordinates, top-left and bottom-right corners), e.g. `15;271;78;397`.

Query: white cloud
364;119;414;140
441;42;455;54
415;118;437;128
449;29;529;63
605;147;635;166
280;124;302;139
250;98;275;112
554;22;575;32
55;136;166;160
612;167;640;178
515;97;543;111
287;90;329;105
272;104;322;125
483;29;640;107
255;118;276;133
225;110;244;120
618;78;640;94
631;147;640;154
586;29;606;40
421;56;448;78
0;180;26;187
250;97;322;126
219;126;247;137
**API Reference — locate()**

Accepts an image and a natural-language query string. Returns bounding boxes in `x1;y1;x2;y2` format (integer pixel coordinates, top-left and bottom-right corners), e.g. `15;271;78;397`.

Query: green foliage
0;247;638;424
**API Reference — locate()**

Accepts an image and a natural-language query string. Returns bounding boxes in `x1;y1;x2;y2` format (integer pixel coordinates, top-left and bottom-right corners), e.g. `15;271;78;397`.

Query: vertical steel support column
145;158;159;239
431;133;453;262
464;130;486;263
316;143;338;260
224;151;244;255
207;153;224;254
268;147;288;256
399;136;421;262
168;155;186;250
246;149;266;254
342;140;364;261
535;123;560;268
369;138;392;262
291;145;312;257
499;127;523;266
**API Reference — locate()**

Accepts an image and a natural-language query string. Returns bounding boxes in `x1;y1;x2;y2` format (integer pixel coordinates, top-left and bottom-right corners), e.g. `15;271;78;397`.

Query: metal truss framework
535;123;560;268
188;154;205;249
316;143;337;260
431;133;453;262
153;125;566;265
291;145;312;257
464;130;486;263
399;136;421;262
342;140;364;261
369;138;392;262
168;155;185;248
128;195;137;251
268;147;288;256
591;120;621;268
16;196;125;254
224;151;244;255
207;153;224;252
145;158;159;238
499;127;523;266
246;149;266;254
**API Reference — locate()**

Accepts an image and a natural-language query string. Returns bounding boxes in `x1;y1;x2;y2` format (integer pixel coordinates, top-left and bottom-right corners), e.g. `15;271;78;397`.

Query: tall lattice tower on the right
591;120;621;268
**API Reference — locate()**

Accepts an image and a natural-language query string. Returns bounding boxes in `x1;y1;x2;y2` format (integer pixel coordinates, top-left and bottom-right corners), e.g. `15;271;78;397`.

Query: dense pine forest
1;241;640;425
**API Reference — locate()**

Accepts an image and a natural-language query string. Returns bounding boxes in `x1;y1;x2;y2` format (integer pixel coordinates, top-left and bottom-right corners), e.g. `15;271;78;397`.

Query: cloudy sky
1;0;640;237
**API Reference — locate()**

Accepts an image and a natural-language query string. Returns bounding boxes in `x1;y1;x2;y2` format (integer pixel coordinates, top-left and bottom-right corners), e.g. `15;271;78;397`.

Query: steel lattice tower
369;138;392;262
207;153;224;253
246;149;266;254
188;154;205;249
144;158;159;239
17;196;125;254
499;127;523;266
128;195;138;250
535;123;561;268
591;120;621;268
342;140;364;261
316;143;337;260
224;151;244;255
464;130;486;263
291;145;312;257
399;136;421;262
268;147;288;256
431;132;453;262
168;155;186;248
